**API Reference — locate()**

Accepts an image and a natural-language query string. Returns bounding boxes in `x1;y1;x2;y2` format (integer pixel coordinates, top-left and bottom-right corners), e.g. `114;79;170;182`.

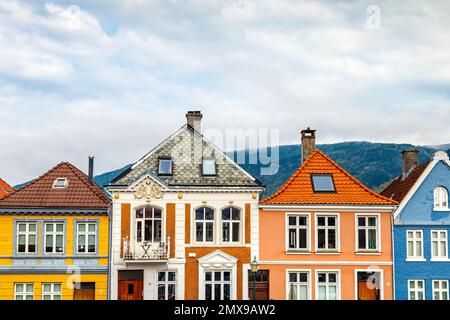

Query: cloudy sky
1;0;450;185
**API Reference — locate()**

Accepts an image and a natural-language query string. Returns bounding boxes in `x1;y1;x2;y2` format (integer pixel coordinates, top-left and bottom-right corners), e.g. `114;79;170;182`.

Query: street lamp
250;256;259;300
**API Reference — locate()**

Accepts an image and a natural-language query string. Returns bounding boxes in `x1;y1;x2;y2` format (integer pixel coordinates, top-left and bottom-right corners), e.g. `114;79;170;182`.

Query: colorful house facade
107;111;263;300
258;129;397;300
381;150;450;300
0;161;110;300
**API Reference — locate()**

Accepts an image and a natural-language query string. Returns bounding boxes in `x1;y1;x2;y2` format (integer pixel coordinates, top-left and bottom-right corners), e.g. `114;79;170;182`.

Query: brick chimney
186;111;203;133
402;149;419;179
301;127;316;163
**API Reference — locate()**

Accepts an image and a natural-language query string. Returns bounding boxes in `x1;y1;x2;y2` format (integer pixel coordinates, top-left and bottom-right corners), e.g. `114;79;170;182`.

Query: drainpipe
391;206;397;301
107;204;112;300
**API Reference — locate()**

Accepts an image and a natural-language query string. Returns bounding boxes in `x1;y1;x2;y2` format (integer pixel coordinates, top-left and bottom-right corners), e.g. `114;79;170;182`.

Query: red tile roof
0;178;14;199
260;149;397;205
0;162;110;209
380;161;430;203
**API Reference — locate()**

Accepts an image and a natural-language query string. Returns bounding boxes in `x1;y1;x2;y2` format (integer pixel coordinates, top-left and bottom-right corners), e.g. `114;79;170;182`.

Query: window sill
433;208;450;212
285;250;312;255
314;250;340;255
430;258;450;262
406;258;426;262
355;251;381;255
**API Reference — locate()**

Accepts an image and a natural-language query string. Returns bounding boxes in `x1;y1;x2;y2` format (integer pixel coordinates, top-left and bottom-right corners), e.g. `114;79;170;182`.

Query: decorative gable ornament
134;177;164;202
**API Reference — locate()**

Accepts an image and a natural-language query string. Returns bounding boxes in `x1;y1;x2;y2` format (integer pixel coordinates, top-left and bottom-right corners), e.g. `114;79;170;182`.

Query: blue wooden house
382;150;450;300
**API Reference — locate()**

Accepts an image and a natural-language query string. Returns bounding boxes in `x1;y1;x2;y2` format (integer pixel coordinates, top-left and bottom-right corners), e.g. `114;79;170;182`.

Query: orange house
258;129;397;300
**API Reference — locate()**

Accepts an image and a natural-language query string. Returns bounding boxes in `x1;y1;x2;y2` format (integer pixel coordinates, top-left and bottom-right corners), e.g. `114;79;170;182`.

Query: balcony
122;237;170;262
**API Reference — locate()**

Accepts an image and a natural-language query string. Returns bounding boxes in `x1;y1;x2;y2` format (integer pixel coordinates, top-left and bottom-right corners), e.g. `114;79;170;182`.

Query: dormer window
202;158;216;176
52;178;68;189
311;174;335;193
434;186;449;210
158;158;173;175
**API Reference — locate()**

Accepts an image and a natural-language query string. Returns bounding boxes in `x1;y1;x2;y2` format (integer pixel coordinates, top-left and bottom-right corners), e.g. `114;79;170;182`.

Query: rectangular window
44;222;65;254
287;215;309;251
433;280;449;300
316;272;339;300
157;271;176;300
204;270;231;300
202;158;216;176
316;215;338;251
77;222;97;254
16;222;37;254
311;174;335;192
406;230;423;260
158;158;172;175
431;230;448;260
14;283;34;300
357;216;379;251
42;283;62;300
222;207;240;243
408;280;425;300
287;271;309;300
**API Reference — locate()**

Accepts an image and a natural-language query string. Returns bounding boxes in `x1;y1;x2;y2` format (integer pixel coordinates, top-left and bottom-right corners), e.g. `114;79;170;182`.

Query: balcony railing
122;236;170;261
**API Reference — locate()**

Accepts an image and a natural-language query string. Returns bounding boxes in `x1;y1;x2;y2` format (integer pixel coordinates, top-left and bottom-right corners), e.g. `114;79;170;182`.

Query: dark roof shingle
0;162;110;209
380;161;430;203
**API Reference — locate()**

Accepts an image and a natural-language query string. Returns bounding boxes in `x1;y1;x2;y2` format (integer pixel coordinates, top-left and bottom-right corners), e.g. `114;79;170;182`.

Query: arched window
221;207;241;242
434;187;449;210
135;206;162;242
195;207;214;242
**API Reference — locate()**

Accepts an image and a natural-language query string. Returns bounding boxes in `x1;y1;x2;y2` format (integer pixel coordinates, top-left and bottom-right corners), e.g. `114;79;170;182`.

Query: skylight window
158;158;173;175
52;178;68;189
202;158;216;176
311;174;335;192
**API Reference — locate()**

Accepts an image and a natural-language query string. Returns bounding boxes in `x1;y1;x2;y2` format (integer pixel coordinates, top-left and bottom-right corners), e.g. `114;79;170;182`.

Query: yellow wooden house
0;161;110;300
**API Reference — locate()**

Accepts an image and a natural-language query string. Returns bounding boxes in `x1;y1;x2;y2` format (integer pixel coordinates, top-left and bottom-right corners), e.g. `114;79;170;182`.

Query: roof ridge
63;162;110;205
313;149;397;205
0;162;67;202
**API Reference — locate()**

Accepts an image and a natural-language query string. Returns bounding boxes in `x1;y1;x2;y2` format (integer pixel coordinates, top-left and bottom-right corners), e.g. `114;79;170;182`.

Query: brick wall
184;247;251;300
120;203;131;257
166;203;175;258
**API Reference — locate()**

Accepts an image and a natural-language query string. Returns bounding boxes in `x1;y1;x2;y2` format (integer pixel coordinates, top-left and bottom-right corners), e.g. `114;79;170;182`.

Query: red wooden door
118;280;143;300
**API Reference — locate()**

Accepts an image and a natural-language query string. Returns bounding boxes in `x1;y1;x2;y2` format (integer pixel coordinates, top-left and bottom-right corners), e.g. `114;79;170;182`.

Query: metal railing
122;236;170;261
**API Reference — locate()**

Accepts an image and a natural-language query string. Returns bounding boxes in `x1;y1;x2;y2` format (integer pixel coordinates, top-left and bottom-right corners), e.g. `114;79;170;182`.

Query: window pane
205;223;214;242
168;272;176;282
56;224;64;232
136;208;143;219
317;229;326;249
368;217;376;226
328;217;336;226
26;284;33;292
203;159;216;175
224;272;230;281
158;284;166;300
56;235;64;252
205;284;212;300
195;209;204;220
358;217;366;227
196;223;203;242
144;220;152;241
318;273;326;283
328;229;336;249
214;284;221;300
232;222;239;242
231;208;240;220
329;285;337;300
54;283;61;292
318;286;326;300
368;229;377;249
46;224;53;232
205;208;214;220
205;272;212;281
289;273;297;282
299;285;308;300
88;235;96;252
18;224;26;232
299;229;307;249
298;216;306;226
299;273;308;282
416;241;422;257
29;224;36;232
168;284;176;300
88;224;96;232
16;284;23;292
317;217;325;226
222;222;230;242
289;229;297;248
358;230;366;249
154;220;162;242
214;272;221;281
136;221;142;242
43;284;51;292
222;209;230;220
311;175;335;192
154;208;162;219
288;216;296;226
45;235;53;252
223;284;230;300
328;273;337;283
159;159;172;174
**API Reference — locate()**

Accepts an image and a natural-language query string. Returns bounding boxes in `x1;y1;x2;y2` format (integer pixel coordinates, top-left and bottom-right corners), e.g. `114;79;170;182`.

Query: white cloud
0;0;450;185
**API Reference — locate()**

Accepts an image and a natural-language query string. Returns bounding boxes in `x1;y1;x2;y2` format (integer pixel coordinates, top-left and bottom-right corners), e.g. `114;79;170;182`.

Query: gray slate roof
112;125;262;188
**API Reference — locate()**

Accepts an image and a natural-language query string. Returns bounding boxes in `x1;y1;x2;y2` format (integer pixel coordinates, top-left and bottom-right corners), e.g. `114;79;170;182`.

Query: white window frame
286;269;311;300
406;230;424;261
434;186;449;211
315;270;340;300
76;222;97;254
315;214;340;252
355;214;380;253
135;206;163;243
194;206;215;244
431;230;448;261
156;270;177;300
42;283;62;300
203;270;232;301
408;280;425;300
16;222;37;254
52;177;68;189
221;206;241;243
432;280;449;300
43;222;65;255
285;213;311;253
158;158;173;175
14;283;34;300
